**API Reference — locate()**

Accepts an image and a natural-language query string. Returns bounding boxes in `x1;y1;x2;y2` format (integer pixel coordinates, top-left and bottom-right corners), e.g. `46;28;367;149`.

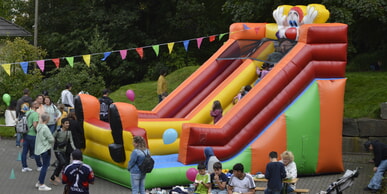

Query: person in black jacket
98;89;113;122
363;140;387;193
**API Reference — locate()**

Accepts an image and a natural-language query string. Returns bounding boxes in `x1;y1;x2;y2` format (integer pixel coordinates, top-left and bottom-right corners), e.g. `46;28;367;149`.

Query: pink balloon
126;90;135;101
186;168;198;182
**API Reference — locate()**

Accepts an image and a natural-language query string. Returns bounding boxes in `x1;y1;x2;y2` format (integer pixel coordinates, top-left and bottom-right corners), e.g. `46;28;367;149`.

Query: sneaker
37;167;42;172
21;167;33;172
35;182;40;188
38;184;52;191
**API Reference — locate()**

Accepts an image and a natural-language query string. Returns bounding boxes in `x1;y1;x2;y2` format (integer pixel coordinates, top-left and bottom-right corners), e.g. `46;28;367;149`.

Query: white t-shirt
61;89;74;107
5;110;16;126
228;173;256;193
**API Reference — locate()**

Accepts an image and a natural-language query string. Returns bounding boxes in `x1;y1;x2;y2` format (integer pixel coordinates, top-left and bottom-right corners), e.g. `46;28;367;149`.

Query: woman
127;136;150;194
43;96;61;133
50;118;76;185
35;113;55;191
280;151;297;193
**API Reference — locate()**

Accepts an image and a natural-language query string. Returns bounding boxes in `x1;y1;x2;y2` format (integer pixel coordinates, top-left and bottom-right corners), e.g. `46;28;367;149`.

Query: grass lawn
1;67;386;138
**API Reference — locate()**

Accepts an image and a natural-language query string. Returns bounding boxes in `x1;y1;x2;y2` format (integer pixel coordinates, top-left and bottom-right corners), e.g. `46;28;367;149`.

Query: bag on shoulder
138;149;154;173
15;112;30;134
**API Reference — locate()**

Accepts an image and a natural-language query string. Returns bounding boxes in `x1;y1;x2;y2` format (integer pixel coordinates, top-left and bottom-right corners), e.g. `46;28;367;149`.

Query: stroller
319;168;359;194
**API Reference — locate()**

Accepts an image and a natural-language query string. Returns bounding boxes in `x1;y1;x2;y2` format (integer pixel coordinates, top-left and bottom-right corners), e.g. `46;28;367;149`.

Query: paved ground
0;137;377;193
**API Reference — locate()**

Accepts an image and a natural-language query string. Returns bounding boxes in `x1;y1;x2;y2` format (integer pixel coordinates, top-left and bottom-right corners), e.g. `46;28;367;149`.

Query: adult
280;151;297;193
20;101;42;173
50;118;76;185
5;100;17;127
157;70;167;103
363;140;387;193
62;149;95;194
43;96;62;133
68;111;84;149
99;89;114;122
15;88;33;147
61;83;74;108
35;94;45;117
127;136;150;194
204;147;220;174
35;113;55;191
227;163;255;194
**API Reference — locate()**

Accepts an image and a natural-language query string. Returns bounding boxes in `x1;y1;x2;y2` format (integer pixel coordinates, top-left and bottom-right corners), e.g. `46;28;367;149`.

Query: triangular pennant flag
167;43;174;54
152;45;160;57
101;52;111;61
17;151;21;161
196;38;203;49
219;33;227;40
52;58;60;68
136;48;144;59
82;55;91;67
20;62;28;74
243;24;251;30
2;64;11;76
9;168;15;179
183;40;190;52
36;60;45;72
120;50;127;60
209;36;216;42
254;27;260;34
66;57;74;67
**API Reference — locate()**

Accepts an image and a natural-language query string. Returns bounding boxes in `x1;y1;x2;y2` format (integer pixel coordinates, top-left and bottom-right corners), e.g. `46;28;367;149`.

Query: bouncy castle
73;4;347;188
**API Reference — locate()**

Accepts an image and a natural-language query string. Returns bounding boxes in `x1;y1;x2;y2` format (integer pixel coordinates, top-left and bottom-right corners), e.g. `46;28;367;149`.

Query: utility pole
33;0;38;47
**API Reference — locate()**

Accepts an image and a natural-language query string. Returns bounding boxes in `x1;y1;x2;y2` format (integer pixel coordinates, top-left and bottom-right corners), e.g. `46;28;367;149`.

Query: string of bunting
1;24;257;76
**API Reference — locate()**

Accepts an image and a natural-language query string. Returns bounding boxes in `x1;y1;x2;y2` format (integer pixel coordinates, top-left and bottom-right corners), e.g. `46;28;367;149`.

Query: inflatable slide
73;4;347;188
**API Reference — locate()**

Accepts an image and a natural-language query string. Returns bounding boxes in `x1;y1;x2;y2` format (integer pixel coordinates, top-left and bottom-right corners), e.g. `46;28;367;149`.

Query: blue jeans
21;135;42;168
131;173;146;194
368;159;387;190
264;188;282;194
47;124;56;134
38;149;51;184
16;132;23;146
211;189;227;194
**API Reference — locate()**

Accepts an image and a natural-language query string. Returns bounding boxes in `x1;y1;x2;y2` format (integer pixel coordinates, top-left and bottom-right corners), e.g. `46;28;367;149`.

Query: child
265;151;286;194
194;162;211;194
210;100;223;124
210;162;228;194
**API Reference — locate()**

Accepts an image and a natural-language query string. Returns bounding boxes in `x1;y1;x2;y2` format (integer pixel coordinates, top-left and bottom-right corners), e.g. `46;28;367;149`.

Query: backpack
100;101;109;121
16;112;31;134
138;149;154;173
20;102;30;114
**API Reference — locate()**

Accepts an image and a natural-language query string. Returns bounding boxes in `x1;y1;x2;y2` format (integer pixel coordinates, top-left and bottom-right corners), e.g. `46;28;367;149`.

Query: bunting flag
120;50;127;60
83;55;91;67
255;27;260;34
2;64;11;76
20;62;28;74
243;24;251;30
152;45;160;57
136;48;144;59
66;57;74;67
0;29;251;74
196;37;203;49
101;52;111;61
167;43;174;54
209;35;216;42
52;58;60;68
183;40;190;52
219;33;227;40
36;60;45;72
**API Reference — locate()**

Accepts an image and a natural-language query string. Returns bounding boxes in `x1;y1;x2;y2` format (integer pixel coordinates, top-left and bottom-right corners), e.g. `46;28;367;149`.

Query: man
15;88;33;147
157;70;167;103
227;163;255;194
363;140;387;193
63;149;95;194
61;83;74;108
20;101;42;173
265;151;286;194
98;89;113;122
